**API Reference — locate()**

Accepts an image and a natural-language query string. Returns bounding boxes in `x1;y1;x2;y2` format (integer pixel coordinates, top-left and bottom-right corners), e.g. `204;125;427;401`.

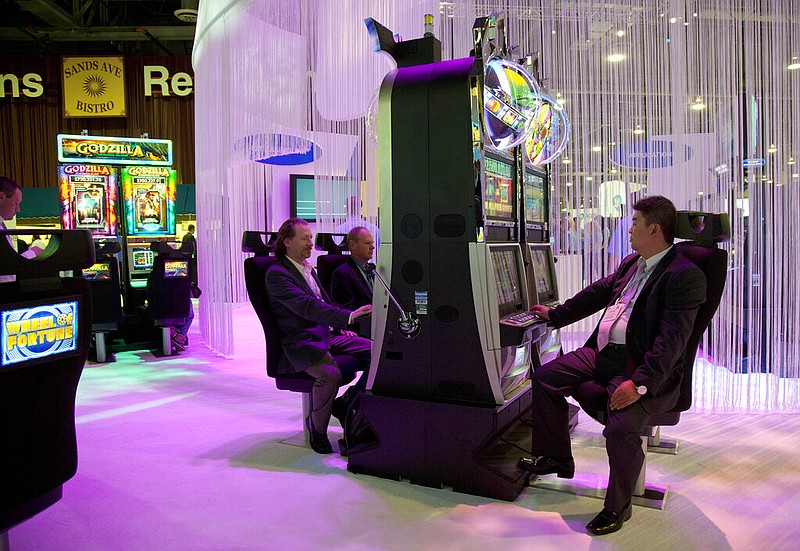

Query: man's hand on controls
529;304;551;320
610;379;640;410
352;304;372;319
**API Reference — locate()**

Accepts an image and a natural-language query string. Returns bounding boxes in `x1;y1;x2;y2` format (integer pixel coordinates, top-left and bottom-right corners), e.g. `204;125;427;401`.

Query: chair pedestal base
531;435;669;510
648;426;679;454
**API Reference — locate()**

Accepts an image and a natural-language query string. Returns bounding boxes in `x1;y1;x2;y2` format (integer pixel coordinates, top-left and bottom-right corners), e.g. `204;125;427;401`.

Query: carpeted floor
7;303;800;551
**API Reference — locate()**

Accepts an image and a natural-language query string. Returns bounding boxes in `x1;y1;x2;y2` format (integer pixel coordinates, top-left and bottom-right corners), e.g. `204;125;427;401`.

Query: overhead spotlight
768;144;778;153
616;30;626;37
793;173;799;178
607;53;627;62
691;96;706;110
566;181;573;187
633;125;644;135
585;176;593;181
610;168;618;174
592;145;602;152
562;157;572;164
670;17;677;24
693;12;698;17
698;191;704;196
788;157;796;165
788;57;800;70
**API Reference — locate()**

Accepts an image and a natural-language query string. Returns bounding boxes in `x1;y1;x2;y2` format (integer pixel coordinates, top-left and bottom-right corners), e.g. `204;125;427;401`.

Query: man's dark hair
187;224;195;232
633;195;678;244
0;176;21;197
274;218;309;257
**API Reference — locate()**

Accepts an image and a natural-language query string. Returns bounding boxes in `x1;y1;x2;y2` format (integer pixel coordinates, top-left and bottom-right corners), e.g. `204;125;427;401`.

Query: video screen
121;167;177;236
131;248;155;272
2;298;80;368
58;165;118;237
490;246;524;317
82;262;111;281
530;245;557;303
484;152;515;222
290;175;352;222
164;260;189;278
524;168;546;225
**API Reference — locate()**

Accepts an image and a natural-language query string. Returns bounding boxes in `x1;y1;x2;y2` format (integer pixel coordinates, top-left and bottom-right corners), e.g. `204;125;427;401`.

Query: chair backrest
316;254;351;296
145;249;194;322
671;241;728;411
243;254;283;378
86;241;123;326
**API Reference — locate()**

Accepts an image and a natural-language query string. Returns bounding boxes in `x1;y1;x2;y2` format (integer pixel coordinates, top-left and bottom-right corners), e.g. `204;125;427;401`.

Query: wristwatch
636;384;648;396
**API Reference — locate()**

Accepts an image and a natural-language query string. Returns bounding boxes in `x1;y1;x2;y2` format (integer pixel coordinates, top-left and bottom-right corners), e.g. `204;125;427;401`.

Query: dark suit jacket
548;247;707;413
265;257;352;374
330;258;373;310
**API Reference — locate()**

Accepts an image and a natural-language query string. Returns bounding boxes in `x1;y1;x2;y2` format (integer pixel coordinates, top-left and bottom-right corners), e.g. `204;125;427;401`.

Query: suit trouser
305;334;371;433
531;345;651;512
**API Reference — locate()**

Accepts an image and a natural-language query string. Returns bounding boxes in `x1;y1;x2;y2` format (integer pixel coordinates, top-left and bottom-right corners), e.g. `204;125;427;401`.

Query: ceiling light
788;157;795;165
585;176;593;181
793;173;800;179
691;96;706;110
693;12;698;17
768;144;778;153
566;181;573;187
616;30;626;37
592;146;602;152
633;125;644;135
698;191;704;196
670;17;677;24
562;157;572;164
788;57;800;70
607;53;627;62
610;168;618;174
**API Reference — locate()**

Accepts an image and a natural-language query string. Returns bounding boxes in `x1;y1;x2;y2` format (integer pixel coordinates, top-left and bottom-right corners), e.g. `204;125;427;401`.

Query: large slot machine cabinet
57;134;177;314
347;16;551;501
119;164;178;312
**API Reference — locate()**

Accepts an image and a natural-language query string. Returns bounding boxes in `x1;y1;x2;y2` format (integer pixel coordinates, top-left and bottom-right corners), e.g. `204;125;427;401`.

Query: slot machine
347;15;556;501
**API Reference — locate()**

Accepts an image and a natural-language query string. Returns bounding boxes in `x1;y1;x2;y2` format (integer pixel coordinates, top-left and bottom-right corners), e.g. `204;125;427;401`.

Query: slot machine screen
490;245;525;318
524;167;546;225
164;260;189;278
2;297;81;369
129;247;155;273
483;150;516;224
58;165;118;237
529;244;558;304
121;167;177;236
82;262;111;281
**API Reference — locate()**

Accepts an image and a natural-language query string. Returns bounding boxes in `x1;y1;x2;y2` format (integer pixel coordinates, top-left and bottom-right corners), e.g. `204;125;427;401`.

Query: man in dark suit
519;196;706;535
330;226;375;311
266;218;372;454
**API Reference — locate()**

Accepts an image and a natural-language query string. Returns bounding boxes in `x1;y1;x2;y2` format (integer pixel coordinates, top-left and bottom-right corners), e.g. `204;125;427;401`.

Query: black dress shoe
586;502;632;535
517;456;575;479
305;417;333;454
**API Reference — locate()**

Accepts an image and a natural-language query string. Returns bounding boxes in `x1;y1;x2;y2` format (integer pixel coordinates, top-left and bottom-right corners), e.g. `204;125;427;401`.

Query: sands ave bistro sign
62;56;127;118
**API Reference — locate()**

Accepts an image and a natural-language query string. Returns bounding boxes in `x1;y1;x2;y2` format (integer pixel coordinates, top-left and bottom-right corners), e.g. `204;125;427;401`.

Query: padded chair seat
274;354;359;392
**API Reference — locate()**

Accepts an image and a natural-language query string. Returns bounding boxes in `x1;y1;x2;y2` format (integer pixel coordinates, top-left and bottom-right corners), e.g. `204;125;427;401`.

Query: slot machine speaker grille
435;305;459;322
401;214;423;239
401;260;424;284
434;214;466;238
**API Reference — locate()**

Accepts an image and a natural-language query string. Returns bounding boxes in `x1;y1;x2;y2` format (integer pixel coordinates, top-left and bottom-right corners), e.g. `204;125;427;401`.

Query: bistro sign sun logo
62;56;127;118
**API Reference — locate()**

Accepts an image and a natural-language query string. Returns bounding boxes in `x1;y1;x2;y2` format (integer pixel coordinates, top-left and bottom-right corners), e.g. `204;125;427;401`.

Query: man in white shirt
1;177;44;283
265;218;372;454
518;196;707;535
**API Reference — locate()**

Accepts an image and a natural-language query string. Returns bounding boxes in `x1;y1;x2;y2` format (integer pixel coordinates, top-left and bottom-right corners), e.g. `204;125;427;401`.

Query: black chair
241;231;358;442
0;229;94;549
84;240;123;363
533;212;730;509
144;241;195;356
314;232;350;297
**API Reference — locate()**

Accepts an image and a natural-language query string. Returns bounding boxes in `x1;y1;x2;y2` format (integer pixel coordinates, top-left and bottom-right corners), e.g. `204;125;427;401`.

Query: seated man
518;196;706;535
330;226;375;311
266;218;372;454
1;177;44;284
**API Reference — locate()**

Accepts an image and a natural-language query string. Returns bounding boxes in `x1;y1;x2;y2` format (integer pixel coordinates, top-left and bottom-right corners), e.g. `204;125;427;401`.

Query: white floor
7;303;800;551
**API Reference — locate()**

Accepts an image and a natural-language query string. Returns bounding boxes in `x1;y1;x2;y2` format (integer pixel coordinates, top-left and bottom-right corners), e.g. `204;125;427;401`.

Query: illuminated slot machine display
120;164;177;300
57;164;119;238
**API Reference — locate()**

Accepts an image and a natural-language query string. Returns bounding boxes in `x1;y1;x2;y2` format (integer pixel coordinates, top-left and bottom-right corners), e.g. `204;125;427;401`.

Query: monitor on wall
289;174;353;222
